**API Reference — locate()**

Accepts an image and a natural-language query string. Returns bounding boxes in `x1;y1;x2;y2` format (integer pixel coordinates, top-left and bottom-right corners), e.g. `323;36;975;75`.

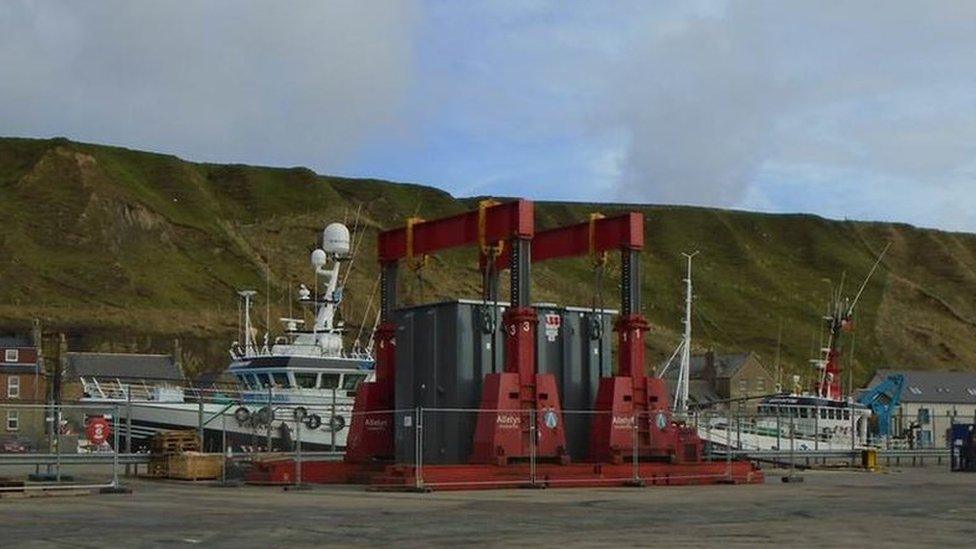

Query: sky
2;1;975;231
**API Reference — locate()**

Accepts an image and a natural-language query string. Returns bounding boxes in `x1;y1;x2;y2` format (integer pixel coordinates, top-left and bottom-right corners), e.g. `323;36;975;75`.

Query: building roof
65;352;183;382
868;369;976;405
661;352;755;380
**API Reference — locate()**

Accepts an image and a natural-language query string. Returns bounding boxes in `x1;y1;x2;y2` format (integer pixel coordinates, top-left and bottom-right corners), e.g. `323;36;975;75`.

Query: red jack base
344;380;394;463
470;372;569;465
589;376;702;464
246;459;763;491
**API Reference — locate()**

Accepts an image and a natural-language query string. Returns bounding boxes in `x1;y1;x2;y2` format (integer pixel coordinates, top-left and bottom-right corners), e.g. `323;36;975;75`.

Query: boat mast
816;243;890;400
673;251;698;415
238;290;258;357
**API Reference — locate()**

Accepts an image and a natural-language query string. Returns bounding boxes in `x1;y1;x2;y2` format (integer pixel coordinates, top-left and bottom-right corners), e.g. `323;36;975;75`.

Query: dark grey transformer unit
394;300;613;465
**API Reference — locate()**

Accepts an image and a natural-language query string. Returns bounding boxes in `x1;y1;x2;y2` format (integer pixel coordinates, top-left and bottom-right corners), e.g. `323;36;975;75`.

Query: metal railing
1;402;964;494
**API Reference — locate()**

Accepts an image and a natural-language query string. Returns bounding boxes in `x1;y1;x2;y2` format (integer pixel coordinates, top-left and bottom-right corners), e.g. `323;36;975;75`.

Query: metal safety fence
1;401;965;493
0;402;131;493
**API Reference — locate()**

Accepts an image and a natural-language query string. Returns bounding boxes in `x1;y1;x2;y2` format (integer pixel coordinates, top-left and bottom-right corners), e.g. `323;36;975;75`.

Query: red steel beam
378;199;534;262
494;212;642;268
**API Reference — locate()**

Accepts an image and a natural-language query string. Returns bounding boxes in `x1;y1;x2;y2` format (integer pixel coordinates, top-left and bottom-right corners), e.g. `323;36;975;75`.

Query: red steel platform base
246;459;763;491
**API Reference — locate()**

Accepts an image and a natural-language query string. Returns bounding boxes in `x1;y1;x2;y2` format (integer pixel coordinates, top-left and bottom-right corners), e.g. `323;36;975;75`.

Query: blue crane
856;374;905;437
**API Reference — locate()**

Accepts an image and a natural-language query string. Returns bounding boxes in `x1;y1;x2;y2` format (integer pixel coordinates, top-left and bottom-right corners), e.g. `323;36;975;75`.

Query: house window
917;408;930;425
4;349;18;363
756;378;765;392
7;376;19;399
6;410;18;431
738;379;748;392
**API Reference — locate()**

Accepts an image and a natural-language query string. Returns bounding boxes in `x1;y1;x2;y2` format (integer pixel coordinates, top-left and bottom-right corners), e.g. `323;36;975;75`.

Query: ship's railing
79;377;184;403
691;407;968;452
229;342;373;362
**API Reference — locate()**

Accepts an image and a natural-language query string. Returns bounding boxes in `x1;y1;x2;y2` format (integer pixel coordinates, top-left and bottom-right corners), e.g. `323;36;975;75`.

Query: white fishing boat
81;222;376;452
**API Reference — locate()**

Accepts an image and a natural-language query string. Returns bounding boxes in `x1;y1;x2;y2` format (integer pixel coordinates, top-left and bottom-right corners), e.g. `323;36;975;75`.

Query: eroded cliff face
2;136;976;383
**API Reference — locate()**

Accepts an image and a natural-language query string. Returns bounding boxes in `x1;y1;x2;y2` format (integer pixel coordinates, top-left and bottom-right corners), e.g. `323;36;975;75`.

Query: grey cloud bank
1;1;974;231
0;0;417;171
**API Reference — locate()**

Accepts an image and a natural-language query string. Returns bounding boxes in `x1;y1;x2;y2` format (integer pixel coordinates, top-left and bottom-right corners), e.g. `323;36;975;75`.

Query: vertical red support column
472;233;568;465
345;262;397;462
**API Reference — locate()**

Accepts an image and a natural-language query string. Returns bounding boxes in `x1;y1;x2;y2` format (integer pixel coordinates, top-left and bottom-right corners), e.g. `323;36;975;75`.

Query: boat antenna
341;203;365;287
847;242;891;316
673;250;699;415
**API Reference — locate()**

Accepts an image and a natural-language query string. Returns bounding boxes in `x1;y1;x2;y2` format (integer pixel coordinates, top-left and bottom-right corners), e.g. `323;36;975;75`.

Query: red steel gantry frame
495;212;700;463
345;199;571;463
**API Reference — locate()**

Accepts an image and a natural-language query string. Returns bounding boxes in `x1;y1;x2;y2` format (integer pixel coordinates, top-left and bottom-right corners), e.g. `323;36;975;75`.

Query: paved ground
2;467;975;547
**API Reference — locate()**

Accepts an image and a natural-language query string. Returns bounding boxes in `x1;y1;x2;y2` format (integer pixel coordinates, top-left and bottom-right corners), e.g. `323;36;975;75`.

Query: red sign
86;417;111;445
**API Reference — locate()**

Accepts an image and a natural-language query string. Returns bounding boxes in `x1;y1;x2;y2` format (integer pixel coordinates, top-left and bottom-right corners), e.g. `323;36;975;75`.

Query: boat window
843;410;850;420
799;407;808;419
248;374;261;389
258;374;272;389
321;374;340;390
820;409;827;420
272;372;290;388
342;374;367;391
295;372;318;389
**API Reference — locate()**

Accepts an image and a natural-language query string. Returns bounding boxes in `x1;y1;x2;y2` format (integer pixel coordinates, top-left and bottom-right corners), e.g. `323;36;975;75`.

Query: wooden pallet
144;453;223;481
166;453;222;481
151;430;200;455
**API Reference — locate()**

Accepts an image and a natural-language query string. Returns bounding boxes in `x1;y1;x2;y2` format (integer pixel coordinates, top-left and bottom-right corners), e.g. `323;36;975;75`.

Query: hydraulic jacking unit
248;199;763;490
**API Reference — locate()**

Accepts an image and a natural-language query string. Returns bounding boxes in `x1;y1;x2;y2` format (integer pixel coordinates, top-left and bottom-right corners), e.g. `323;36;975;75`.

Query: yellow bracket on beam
478;199;505;262
405;216;427;272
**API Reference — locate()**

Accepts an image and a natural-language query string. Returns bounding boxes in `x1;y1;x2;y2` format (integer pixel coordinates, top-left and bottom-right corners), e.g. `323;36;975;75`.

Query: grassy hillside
2;136;976;389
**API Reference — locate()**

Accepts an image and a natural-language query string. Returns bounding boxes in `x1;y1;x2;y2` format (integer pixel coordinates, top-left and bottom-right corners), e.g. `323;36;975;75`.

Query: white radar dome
322;223;351;256
310;248;328;268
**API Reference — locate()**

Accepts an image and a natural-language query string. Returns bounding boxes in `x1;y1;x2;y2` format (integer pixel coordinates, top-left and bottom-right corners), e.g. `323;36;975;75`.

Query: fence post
221;409;228;485
197;396;204;451
736;409;741;450
54;404;62;483
295;415;303;487
126;391;133;476
776;405;781;451
331;388;337;452
789;414;796;476
706;411;712;460
726;406;732;481
814;403;820;452
414;407;423;491
98;403;130;493
266;386;273;452
631;411;640;486
529;409;537;487
112;403;120;488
